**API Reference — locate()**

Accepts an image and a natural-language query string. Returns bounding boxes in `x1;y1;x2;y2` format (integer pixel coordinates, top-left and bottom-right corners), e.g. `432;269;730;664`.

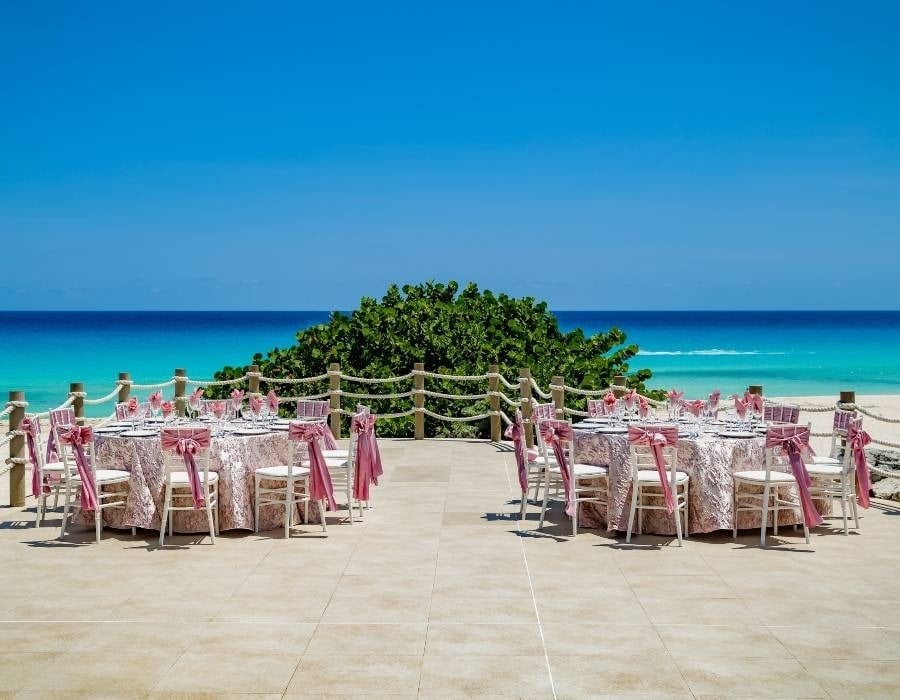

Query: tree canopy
212;281;658;437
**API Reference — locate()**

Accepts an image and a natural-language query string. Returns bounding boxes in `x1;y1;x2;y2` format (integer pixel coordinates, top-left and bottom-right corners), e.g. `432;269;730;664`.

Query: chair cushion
41;461;67;472
70;469;131;484
811;456;841;466
637;469;688;483
168;471;218;485
805;463;844;476
551;463;608;477
733;470;796;483
324;458;349;468
255;465;310;479
322;449;348;459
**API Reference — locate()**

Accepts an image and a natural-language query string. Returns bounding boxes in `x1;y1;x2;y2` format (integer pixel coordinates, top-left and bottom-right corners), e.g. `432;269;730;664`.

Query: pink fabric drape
623;389;637;411
732;395;748;419
21;418;45;498
161;428;211;509
683;400;704;417
848;419;872;509
708;390;721;413
288;422;337;510
188;388;204;412
538;420;574;517
351;413;380;501
504;410;528;493
745;392;764;415
628;425;679;514
266;390;279;414
638;396;650;418
59;425;98;512
766;426;823;528
322;425;338;450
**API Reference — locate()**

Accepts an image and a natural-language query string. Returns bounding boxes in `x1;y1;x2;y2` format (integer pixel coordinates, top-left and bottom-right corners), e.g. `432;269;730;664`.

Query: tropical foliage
212;281;658;437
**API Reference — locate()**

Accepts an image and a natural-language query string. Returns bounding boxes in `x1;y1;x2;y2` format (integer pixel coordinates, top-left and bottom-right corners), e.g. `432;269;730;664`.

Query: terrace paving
1;438;899;698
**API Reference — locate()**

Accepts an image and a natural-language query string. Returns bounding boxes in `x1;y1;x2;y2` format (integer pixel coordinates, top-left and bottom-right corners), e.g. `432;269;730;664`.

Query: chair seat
733;470;796;484
168;471;218;486
529;455;559;467
811;456;841;466
805;463;844;476
324;458;349;468
551;463;608;477
41;461;67;472
637;469;689;484
255;465;310;479
322;449;348;459
71;469;131;484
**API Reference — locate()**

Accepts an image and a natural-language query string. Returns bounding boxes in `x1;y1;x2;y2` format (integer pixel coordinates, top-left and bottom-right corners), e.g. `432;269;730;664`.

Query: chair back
356;403;371;415
627;424;679;483
531;402;556;421
829;409;856;459
56;424;94;482
587;398;622;417
535;418;573;468
160;427;212;483
763;404;800;424
764;423;811;476
296;399;330;420
49;406;75;429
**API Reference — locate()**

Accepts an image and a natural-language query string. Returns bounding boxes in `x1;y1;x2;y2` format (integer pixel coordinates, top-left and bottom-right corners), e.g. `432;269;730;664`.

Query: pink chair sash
848;419;872;509
322;426;338;451
538;420;574;517
765;426;823;528
59;425;98;512
288;422;337;511
504;410;528;493
161;428;211;509
628;425;679;514
20;418;46;498
351;413;379;501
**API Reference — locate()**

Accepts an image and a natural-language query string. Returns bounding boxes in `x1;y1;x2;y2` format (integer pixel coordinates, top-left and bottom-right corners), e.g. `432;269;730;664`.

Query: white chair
324;425;364;523
57;425;132;544
254;428;321;537
158;428;218;546
519;403;560;511
536;419;608;535
806;416;863;535
733;423;812;547
625;425;689;546
24;415;66;525
811;409;856;467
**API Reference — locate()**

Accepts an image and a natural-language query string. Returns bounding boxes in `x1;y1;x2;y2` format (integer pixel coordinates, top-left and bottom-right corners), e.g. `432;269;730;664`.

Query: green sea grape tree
212;281;659;437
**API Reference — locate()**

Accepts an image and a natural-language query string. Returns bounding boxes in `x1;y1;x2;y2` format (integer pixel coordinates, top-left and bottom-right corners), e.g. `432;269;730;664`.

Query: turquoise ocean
1;311;899;416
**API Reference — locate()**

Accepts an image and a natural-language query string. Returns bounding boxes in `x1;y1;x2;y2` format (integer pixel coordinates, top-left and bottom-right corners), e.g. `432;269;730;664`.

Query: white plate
270;423;291;430
120;430;158;438
581;417;610;424
594;426;629;434
95;426;127;434
232;427;270;436
717;430;756;439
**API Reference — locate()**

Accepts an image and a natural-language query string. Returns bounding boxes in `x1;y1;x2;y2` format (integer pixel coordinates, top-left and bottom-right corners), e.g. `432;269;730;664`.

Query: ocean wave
638;349;787;356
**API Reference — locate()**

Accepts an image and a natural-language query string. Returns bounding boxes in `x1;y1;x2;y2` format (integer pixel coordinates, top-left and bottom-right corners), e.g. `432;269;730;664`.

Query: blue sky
2;1;899;310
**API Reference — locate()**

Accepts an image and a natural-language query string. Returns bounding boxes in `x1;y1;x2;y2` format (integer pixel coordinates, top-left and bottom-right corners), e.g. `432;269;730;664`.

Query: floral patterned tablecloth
572;429;829;535
78;431;320;533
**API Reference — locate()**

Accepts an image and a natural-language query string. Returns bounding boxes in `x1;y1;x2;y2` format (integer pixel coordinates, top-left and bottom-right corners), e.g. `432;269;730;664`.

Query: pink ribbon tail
786;446;824;528
650;440;676;514
852;439;872;509
71;442;98;512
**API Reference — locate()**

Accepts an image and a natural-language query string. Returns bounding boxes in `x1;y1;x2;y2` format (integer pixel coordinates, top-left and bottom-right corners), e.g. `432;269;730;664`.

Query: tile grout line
505;446;558;700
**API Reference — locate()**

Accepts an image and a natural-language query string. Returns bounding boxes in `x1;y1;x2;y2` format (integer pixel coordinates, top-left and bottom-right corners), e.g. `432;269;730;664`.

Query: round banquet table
572;426;831;536
75;427;323;533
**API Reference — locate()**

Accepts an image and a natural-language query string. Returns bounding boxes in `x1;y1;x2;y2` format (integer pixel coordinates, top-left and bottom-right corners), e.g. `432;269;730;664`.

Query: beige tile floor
1;438;899;698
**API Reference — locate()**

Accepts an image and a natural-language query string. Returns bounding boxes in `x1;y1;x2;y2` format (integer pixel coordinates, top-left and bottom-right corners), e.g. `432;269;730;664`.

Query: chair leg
760;483;771;547
850;487;860;529
538;469;551;530
572;499;578;537
346;478;354;525
59;482;72;540
683;482;690;538
159;486;171;547
626;481;639;544
673;490;683;548
53;488;60;510
285;483;291;539
319;500;328;532
519;489;528;520
732;482;738;538
840;478;849;535
254;477;261;533
205;501;216;544
95;504;102;544
35;495;44;527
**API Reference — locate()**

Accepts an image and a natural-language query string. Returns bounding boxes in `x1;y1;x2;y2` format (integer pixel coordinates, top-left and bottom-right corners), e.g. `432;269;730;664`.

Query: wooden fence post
117;372;131;403
413;362;425;440
174;369;187;417
839;390;856;407
519;367;534;447
552;374;564;419
489;364;501;442
70;382;84;425
247;365;260;395
613;374;627;398
8;390;26;507
329;362;342;439
748;385;763;396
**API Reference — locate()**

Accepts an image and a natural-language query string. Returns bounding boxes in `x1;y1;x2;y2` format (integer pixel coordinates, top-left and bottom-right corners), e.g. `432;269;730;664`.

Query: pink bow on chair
161;428;211;509
351;413;380;501
504;410;528;493
628;425;679;514
538;420;574;517
20;418;47;498
765;426;823;528
59;425;98;512
288;422;337;511
847;419;872;509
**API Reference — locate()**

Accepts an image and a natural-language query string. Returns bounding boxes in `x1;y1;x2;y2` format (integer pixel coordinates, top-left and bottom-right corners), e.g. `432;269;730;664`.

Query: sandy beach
2;394;899;507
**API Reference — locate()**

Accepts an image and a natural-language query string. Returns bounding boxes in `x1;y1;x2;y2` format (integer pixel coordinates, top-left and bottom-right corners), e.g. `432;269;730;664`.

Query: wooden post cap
747;385;763;395
839;391;856;404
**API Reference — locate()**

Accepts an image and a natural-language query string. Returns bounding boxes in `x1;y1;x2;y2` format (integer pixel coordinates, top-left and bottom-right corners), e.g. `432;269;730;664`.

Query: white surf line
502;445;558;700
